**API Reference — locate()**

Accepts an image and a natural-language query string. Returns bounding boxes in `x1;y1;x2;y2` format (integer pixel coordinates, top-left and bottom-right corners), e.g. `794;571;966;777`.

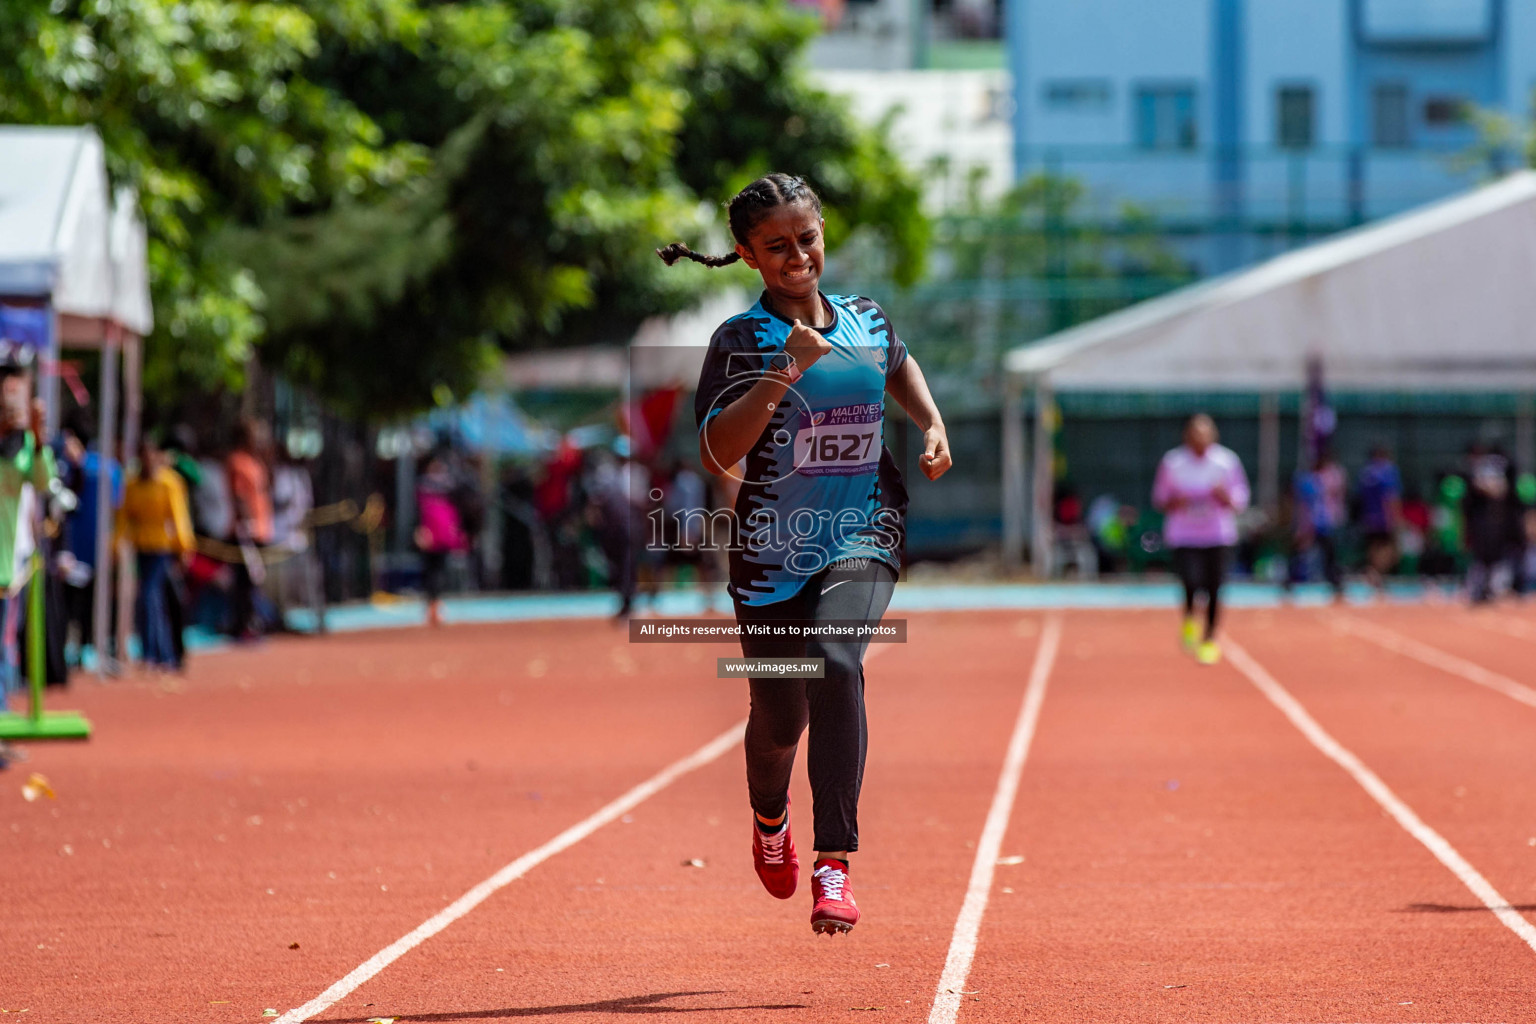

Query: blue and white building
1008;0;1536;272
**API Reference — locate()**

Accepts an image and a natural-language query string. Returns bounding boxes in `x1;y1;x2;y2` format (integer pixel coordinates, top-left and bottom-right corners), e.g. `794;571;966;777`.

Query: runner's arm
699;320;830;476
885;357;951;481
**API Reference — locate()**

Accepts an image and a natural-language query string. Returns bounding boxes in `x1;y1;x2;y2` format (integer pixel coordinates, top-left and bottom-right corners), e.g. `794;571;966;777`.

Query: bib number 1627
804;432;874;464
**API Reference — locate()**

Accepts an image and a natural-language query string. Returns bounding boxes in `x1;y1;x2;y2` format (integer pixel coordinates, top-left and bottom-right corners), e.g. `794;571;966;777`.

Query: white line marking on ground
1332;615;1536;711
1224;637;1536;957
273;719;747;1024
927;613;1063;1024
1469;612;1536;644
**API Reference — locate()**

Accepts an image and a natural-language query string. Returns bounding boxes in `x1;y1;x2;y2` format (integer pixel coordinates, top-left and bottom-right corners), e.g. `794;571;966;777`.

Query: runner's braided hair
656;173;823;268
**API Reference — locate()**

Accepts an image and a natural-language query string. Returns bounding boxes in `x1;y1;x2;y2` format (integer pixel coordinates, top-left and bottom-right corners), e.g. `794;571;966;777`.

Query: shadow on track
1398;903;1536;913
322;991;810;1021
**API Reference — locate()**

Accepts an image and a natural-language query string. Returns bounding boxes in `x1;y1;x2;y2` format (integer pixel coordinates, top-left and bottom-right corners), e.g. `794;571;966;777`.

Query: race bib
794;402;882;477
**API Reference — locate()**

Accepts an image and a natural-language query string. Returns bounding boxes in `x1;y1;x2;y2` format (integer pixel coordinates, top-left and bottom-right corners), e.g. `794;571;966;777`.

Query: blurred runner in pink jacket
1153;414;1250;664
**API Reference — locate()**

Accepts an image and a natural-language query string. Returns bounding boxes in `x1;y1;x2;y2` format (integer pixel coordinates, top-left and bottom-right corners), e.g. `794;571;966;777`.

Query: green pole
0;547;91;740
26;550;45;723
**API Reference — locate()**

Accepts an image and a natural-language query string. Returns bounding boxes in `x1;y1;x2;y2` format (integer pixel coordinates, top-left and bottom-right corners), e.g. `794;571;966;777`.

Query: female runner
658;173;951;934
1152;413;1250;665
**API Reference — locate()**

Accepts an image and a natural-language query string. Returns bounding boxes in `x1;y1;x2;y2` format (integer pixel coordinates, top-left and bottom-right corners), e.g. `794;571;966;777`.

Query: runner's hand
784;320;832;375
919;425;952;481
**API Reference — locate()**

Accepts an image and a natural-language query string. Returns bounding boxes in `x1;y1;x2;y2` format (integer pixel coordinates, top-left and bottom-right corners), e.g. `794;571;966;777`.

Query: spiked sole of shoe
811;918;856;935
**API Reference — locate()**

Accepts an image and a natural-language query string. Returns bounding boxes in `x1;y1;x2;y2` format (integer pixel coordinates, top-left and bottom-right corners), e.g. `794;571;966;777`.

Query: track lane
1;622;748;1022
300;612;1048;1024
1233;607;1536;970
962;609;1536;1023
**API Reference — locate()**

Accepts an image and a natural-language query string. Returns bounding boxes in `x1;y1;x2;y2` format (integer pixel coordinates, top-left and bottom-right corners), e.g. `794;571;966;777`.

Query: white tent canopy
1006;170;1536;393
0;125;152;337
1000;170;1536;571
0;124;153;674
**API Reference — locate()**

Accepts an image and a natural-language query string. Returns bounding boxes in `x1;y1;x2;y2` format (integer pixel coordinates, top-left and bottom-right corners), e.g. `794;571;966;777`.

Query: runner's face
737;204;825;305
1186;419;1215;454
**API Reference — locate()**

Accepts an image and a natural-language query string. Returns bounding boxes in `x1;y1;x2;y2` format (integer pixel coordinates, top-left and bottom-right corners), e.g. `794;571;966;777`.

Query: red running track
4;604;1536;1022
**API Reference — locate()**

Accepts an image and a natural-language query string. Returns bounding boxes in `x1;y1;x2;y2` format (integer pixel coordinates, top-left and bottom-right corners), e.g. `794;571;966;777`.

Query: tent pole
44;305;61;438
1030;379;1054;578
1001;375;1026;567
1517;394;1535;477
1258;393;1280;514
114;334;142;668
92;328;119;677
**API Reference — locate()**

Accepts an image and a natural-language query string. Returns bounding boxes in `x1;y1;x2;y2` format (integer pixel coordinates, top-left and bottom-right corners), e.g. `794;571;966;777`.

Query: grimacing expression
736;203;825;305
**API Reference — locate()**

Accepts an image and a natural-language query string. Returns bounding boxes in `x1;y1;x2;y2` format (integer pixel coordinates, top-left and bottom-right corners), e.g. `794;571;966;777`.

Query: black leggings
421;551;448;601
1174;546;1228;640
734;559;897;853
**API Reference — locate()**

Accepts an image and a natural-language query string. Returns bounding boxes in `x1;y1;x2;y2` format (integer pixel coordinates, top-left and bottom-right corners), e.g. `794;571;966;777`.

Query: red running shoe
751;800;798;899
810;858;860;934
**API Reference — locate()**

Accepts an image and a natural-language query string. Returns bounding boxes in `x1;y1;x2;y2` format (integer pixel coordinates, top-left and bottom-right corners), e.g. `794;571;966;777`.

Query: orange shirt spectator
227;448;273;544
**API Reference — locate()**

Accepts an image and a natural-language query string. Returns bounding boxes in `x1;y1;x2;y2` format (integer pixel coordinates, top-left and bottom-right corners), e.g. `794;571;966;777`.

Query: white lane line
1224;637;1536;957
273;719;747;1024
927;613;1063;1024
1470;612;1536;644
1332;615;1536;711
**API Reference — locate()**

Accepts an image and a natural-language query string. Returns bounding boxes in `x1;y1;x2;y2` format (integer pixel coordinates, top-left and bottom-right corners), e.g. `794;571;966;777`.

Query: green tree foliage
3;0;926;419
0;0;429;399
250;0;927;417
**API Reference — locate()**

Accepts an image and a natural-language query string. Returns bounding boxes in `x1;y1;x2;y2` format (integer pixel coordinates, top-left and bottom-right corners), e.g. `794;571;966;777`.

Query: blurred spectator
660;457;715;589
161;426;204;667
1424;473;1467;579
1516;471;1536;594
537;440;585;589
191;433;233;541
227;419;274;639
1290;449;1346;598
1052;481;1097;578
415;453;467;627
269;446;320;631
1464;444;1515;604
499;463;544;591
450;451;488;591
592;436;649;616
1357;445;1403;590
58;417;122;665
1396;487;1429;576
0;358;55;697
1086;495;1138;575
117;439;194;670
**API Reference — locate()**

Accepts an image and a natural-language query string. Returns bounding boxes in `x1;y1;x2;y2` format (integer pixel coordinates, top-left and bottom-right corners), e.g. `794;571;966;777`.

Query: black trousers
421;550;449;602
734;559;896;854
1174;545;1229;640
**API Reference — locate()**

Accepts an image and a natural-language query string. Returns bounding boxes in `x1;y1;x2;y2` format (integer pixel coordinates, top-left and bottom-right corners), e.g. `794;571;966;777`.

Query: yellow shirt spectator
117;466;195;556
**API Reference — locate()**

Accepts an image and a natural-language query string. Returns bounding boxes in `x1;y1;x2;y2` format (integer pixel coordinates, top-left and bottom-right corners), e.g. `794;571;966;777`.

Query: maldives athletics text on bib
794;402;883;477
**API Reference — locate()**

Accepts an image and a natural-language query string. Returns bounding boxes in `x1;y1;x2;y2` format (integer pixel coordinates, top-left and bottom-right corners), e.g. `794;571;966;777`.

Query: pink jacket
417;489;467;552
1152;444;1250;549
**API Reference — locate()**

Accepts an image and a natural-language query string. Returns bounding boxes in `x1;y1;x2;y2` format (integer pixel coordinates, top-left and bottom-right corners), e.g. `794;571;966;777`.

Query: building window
1372;83;1410;148
1361;0;1492;45
1135;86;1197;150
1043;79;1112;111
1422;95;1466;126
1276;85;1315;149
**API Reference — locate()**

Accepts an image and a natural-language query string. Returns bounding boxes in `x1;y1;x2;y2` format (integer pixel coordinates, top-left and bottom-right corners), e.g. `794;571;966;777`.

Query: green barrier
0;551;91;741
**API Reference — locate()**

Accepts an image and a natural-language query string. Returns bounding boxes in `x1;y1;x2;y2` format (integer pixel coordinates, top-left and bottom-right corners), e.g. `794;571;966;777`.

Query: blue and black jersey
694;292;909;607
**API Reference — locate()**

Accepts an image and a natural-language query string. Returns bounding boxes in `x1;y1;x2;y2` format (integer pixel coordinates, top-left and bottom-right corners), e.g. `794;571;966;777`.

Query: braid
655;242;740;268
656;172;823;271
